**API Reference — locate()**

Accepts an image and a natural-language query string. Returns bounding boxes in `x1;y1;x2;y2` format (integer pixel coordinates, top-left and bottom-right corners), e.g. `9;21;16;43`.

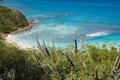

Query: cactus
35;36;47;58
43;39;50;57
64;53;75;71
74;37;77;53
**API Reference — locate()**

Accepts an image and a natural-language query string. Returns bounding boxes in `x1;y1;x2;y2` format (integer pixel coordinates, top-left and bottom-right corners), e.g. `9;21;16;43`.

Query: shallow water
1;0;120;47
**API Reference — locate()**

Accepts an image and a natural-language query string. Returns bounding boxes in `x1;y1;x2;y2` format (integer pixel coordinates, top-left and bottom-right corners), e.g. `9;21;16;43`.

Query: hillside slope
0;6;28;33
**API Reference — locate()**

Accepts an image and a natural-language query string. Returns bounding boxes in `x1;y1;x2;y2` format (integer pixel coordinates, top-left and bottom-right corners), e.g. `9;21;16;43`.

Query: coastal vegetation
0;39;120;80
0;6;28;33
0;5;120;80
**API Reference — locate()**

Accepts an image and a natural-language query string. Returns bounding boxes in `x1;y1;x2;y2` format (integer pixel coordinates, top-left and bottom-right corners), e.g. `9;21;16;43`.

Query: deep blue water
0;0;120;47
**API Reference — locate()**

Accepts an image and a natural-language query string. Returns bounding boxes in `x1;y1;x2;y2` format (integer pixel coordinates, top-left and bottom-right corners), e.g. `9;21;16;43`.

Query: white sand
5;34;32;49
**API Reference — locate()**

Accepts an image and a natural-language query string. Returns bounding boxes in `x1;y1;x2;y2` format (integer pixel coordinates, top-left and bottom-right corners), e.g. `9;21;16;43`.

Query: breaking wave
86;31;109;38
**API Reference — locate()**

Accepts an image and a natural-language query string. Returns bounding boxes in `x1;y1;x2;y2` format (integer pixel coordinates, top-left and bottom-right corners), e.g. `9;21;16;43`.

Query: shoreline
5;34;33;49
2;20;35;49
2;20;34;38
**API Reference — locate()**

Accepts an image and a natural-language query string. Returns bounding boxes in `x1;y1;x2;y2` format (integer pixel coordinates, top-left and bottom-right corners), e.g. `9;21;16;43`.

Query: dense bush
0;41;45;80
0;6;28;33
0;39;120;80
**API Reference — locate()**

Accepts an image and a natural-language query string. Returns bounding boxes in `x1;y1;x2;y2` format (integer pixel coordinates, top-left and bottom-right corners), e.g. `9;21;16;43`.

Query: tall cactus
35;36;46;58
65;53;76;71
74;37;77;53
43;39;50;57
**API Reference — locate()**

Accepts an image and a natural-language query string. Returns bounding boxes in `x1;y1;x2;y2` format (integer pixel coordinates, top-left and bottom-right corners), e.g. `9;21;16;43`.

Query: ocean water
0;0;120;47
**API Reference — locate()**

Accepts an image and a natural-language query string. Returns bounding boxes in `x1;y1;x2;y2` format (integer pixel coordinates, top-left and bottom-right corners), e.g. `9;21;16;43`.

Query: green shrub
0;40;120;80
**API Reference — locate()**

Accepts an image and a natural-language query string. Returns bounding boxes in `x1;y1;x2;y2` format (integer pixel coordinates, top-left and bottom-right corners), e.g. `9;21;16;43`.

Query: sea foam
5;35;32;49
86;31;109;37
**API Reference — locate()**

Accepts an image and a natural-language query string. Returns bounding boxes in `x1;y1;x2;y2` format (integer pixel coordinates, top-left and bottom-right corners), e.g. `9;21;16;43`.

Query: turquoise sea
0;0;120;47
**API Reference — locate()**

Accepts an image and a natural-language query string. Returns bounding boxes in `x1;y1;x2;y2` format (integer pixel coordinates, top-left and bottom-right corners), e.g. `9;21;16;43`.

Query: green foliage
0;33;3;40
0;6;28;33
0;40;120;80
0;4;119;80
0;41;45;80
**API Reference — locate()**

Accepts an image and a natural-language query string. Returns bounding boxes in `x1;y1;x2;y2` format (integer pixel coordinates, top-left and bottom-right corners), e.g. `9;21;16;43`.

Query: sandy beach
5;34;33;49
